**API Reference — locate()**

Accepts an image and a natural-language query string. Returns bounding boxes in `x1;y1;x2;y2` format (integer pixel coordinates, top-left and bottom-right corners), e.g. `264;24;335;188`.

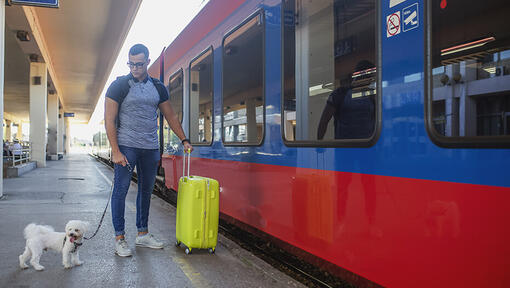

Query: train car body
132;0;510;287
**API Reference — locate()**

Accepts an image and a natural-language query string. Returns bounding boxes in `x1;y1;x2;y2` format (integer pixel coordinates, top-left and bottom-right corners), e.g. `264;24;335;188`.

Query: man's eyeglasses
127;61;146;69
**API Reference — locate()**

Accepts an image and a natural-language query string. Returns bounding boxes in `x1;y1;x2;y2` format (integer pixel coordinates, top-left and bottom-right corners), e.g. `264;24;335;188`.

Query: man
10;139;22;159
4;140;11;156
105;44;193;257
317;60;376;140
316;60;378;237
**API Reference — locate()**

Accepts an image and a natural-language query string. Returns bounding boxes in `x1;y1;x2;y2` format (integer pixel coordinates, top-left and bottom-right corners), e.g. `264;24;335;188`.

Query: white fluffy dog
19;220;89;270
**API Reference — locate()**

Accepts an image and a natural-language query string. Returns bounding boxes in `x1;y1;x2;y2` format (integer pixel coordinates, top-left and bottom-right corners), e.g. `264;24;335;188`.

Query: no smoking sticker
386;11;401;37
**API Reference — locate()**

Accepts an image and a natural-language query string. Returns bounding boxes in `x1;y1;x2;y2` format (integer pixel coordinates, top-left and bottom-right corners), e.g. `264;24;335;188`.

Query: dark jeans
111;145;160;236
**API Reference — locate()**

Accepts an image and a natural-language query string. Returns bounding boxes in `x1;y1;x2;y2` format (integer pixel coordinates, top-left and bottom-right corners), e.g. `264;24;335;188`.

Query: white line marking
95;166;112;185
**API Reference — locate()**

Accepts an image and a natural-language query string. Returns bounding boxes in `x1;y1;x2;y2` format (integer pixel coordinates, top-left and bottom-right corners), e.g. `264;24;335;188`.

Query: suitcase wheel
208;248;215;254
175;241;181;247
185;248;192;255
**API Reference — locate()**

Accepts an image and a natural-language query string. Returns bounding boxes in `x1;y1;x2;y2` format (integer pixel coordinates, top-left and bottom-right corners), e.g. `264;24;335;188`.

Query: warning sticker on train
402;3;419;32
386;12;401;37
389;0;407;8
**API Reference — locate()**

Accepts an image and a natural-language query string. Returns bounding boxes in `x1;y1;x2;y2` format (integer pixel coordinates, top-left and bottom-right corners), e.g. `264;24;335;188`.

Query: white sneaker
135;233;164;249
115;239;132;257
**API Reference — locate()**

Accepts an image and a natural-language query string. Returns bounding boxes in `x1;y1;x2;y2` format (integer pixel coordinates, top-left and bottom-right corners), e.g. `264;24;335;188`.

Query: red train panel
163;155;510;288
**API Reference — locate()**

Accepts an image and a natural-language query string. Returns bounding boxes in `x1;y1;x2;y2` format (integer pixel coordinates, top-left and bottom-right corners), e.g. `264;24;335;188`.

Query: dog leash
84;162;133;240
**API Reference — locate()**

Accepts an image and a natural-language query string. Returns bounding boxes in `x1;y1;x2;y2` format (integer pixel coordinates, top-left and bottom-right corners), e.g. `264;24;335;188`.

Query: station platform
0;153;305;288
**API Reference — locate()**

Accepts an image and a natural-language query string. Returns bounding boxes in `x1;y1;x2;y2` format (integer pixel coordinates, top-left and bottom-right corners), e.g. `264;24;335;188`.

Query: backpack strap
113;74;168;110
116;74;132;108
108;74;132;128
150;77;169;104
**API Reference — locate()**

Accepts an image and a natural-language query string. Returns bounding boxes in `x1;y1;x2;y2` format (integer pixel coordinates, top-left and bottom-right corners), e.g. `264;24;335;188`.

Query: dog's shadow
8;252;81;287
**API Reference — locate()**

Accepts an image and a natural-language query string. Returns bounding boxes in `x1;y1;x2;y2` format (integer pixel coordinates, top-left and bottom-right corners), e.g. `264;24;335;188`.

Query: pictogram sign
386;11;401;37
402;3;419;32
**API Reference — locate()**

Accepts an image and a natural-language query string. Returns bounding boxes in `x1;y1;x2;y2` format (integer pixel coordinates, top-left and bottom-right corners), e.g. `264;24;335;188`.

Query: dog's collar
71;242;82;253
63;236;83;253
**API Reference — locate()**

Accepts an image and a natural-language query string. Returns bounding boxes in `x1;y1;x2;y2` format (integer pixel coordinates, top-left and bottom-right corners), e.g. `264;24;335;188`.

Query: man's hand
112;150;128;166
183;141;193;153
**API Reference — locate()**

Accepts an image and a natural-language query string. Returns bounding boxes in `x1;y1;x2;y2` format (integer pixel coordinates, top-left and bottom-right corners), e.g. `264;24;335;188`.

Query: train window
283;0;378;145
163;69;183;154
189;47;213;145
222;11;265;145
169;69;184;124
427;0;510;146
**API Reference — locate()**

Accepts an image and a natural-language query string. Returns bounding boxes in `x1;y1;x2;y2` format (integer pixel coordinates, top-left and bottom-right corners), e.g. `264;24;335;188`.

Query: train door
162;69;184;190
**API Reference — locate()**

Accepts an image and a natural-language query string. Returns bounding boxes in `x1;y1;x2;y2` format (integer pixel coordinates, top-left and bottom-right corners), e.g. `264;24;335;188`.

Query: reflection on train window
163;69;183;154
189;48;213;145
430;0;510;140
283;0;377;143
222;12;264;145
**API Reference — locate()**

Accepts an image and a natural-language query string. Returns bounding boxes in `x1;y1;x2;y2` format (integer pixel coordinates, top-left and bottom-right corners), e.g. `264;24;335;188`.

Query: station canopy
4;0;142;123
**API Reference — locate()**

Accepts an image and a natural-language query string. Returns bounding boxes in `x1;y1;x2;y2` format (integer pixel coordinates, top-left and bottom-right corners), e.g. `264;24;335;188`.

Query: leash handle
126;162;133;173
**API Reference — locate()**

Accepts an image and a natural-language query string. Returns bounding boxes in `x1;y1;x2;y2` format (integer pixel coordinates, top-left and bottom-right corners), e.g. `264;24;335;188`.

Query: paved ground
0;153;305;288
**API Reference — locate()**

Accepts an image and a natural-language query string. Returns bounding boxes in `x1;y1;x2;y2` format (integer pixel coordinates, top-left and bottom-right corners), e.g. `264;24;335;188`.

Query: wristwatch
181;138;190;145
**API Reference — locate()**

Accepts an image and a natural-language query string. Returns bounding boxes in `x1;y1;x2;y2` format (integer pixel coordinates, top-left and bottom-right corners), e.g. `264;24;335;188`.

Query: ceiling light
16;30;30;42
441;37;495;56
352;67;376;79
309;83;333;96
29;54;39;62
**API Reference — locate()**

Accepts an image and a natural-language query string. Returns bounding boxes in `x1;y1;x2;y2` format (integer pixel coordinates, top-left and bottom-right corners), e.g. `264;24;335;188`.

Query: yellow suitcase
175;152;219;254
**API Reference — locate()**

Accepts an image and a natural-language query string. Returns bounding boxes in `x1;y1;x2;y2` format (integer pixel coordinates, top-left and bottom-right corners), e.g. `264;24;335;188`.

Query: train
92;0;510;287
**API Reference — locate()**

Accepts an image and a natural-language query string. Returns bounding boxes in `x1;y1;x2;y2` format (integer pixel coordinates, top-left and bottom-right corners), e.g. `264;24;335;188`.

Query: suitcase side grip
195;190;201;199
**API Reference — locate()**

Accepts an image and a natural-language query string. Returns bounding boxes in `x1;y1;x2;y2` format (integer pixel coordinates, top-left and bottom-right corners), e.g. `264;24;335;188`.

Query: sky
72;0;209;141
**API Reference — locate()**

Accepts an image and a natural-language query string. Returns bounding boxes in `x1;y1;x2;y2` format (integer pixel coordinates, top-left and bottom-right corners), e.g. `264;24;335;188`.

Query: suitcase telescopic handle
182;149;191;178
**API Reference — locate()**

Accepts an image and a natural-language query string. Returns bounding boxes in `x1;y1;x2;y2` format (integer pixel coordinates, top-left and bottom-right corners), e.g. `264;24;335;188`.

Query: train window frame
221;9;266;147
161;68;184;155
188;46;214;146
424;0;510;148
280;0;382;148
168;68;184;124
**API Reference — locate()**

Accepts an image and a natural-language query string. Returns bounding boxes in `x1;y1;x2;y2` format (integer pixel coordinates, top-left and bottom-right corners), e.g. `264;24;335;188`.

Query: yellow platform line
172;255;211;288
